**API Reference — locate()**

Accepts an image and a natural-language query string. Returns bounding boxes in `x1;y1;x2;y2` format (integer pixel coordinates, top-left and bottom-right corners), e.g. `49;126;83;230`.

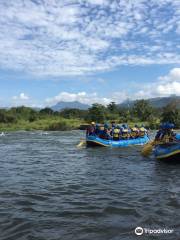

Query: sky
0;0;180;107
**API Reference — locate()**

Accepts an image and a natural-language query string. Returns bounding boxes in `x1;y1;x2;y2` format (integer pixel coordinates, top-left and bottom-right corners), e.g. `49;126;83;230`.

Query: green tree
161;102;180;128
87;103;107;122
107;102;119;113
132;100;154;121
119;107;133;122
0;109;17;123
59;108;88;119
9;106;37;121
39;107;54;115
0;110;6;123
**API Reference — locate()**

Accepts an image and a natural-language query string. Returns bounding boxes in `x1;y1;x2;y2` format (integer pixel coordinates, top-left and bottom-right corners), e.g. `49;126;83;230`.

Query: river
0;130;179;240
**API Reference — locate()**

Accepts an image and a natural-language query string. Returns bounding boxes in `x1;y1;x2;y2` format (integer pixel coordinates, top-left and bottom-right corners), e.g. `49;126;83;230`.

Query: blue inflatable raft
86;135;149;147
154;142;180;161
175;133;180;140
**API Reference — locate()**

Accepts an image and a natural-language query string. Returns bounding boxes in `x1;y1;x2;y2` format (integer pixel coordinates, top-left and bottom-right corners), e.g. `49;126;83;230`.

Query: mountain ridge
48;96;180;111
51;101;90;111
119;96;180;108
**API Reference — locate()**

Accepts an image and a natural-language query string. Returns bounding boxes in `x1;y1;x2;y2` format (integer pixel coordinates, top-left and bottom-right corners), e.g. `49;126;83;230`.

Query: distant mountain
119;96;180;108
149;96;180;108
51;101;90;111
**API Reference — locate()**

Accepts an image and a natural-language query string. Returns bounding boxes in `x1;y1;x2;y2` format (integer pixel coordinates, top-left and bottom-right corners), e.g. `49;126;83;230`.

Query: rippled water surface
0;131;179;240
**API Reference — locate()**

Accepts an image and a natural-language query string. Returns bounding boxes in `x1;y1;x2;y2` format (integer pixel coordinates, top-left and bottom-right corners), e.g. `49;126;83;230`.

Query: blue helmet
122;124;128;129
161;122;175;130
104;123;109;129
170;123;175;129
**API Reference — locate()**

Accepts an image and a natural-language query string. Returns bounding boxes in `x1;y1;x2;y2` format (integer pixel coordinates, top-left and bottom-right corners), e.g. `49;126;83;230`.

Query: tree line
0;99;179;129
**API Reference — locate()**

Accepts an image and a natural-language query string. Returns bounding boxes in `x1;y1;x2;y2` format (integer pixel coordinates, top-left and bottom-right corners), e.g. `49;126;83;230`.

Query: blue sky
0;0;180;107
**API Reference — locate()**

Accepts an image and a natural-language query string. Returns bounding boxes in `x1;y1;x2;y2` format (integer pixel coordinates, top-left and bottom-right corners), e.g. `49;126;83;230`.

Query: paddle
141;140;155;157
77;138;86;148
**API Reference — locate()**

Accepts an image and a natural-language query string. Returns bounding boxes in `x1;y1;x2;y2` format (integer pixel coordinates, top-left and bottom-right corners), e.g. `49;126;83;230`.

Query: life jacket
161;130;175;143
122;129;129;139
139;127;146;137
113;128;120;138
162;134;170;143
131;127;139;137
131;131;137;138
139;132;145;137
99;129;110;140
86;125;95;135
155;130;163;140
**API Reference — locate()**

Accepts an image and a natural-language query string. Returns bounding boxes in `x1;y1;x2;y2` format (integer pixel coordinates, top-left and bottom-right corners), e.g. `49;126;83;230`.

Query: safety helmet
122;129;128;133
104;123;109;129
140;127;145;132
122;124;128;129
161;122;174;130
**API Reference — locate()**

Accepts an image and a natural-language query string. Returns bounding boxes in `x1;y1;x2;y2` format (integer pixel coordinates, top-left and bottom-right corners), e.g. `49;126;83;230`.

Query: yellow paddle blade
77;140;86;148
141;141;154;157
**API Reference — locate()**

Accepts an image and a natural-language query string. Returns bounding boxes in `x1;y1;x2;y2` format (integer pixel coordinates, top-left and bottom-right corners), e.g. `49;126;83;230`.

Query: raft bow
154;142;180;162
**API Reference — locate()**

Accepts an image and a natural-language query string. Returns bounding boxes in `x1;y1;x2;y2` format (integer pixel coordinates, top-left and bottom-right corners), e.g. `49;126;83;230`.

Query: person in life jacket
155;123;176;143
139;126;147;137
86;121;96;136
113;125;120;141
104;123;112;140
95;124;100;135
109;121;116;136
97;124;104;137
131;126;139;138
155;123;164;141
111;121;116;130
99;123;111;140
162;123;176;143
121;128;129;139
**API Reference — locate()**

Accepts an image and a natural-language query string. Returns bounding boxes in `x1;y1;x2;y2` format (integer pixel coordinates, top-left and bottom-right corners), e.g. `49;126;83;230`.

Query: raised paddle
77;138;86;148
141;140;155;157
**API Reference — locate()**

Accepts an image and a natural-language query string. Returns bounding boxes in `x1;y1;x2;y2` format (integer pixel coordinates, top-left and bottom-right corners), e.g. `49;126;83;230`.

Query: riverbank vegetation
0;99;179;131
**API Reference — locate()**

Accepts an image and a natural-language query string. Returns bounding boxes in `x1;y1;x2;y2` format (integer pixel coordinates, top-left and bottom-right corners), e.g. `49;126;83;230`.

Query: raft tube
154;142;180;162
175;133;180;140
86;135;149;147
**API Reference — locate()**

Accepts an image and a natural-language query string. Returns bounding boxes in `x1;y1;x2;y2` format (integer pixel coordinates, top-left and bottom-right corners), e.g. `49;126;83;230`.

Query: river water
0;130;179;240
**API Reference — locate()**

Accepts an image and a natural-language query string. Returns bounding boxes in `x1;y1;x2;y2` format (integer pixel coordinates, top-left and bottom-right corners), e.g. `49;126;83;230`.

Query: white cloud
13;93;29;100
45;91;112;105
159;68;180;82
44;68;180;107
156;82;180;95
134;68;180;98
44;88;131;106
7;67;180;108
0;0;179;76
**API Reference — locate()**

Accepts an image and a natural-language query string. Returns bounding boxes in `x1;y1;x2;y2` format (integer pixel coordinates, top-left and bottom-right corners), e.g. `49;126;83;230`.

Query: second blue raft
175;133;180;140
86;134;149;147
154;142;180;162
